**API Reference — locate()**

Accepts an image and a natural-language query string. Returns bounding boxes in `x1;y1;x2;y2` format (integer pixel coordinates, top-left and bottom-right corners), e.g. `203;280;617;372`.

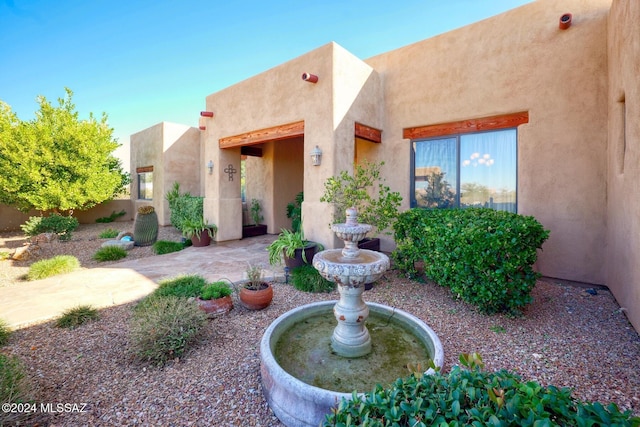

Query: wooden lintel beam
219;120;304;149
403;111;529;140
136;166;153;173
355;122;382;143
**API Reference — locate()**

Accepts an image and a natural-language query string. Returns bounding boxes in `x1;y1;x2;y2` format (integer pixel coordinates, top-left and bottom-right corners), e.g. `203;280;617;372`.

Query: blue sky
0;0;532;167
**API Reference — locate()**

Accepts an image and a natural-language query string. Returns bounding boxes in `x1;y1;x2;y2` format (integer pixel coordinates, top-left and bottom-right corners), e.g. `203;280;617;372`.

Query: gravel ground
1;224;639;426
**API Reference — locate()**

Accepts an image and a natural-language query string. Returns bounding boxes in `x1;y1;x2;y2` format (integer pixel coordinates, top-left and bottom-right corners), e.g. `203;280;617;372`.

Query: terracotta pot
191;231;211;247
197;296;233;318
239;282;273;310
283;243;318;269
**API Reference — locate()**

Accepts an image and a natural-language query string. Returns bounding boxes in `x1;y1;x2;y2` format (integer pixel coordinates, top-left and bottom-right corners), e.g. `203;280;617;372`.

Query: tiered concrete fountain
260;208;444;427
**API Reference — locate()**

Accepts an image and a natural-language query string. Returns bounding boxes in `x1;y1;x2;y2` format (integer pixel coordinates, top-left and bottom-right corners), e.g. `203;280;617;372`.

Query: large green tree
0;88;129;213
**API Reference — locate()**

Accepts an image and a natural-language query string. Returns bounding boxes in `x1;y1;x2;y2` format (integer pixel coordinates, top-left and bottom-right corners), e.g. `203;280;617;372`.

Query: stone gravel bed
2;271;639;426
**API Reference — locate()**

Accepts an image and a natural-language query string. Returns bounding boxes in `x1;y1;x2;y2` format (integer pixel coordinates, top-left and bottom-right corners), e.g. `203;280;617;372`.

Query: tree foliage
0;88;129;213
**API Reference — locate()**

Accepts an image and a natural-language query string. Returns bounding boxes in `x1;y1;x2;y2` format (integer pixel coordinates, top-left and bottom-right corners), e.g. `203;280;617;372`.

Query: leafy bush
98;228;119;238
96;209;126;223
129;296;207;366
324;354;640;426
165;182;204;232
291;264;335;293
152;240;184;255
93;245;127;262
392;208;549;314
153;275;207;299
0;250;10;261
27;255;80;280
21;213;79;240
0;319;11;346
56;305;100;328
0;355;34;426
200;281;233;300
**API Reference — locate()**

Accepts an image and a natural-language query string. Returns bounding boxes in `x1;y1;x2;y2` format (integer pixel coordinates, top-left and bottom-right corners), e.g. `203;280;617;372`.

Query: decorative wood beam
136;166;153;173
403;111;529;140
355;122;382;143
219;120;304;149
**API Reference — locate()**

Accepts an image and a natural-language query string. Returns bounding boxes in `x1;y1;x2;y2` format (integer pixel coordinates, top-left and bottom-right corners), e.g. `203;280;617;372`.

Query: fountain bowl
260;301;444;427
313;249;390;286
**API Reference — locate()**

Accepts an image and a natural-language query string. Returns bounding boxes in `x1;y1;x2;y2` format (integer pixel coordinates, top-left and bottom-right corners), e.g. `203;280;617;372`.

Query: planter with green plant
266;228;322;269
182;217;217;247
320;160;402;251
242;198;267;238
197;280;234;317
237;263;273;310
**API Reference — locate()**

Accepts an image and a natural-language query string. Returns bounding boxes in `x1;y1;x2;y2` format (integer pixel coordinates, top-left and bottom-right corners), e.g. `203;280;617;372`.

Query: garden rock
116;231;134;241
12;244;38;261
101;240;135;251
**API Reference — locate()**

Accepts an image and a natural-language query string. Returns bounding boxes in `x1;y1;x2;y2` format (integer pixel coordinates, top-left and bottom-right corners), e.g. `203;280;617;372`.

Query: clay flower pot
239;282;273;310
196;295;233;318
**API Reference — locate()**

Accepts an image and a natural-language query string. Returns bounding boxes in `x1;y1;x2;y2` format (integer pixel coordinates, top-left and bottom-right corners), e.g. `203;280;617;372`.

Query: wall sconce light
200;111;214;117
310;145;322;166
207;160;214;175
302;72;319;83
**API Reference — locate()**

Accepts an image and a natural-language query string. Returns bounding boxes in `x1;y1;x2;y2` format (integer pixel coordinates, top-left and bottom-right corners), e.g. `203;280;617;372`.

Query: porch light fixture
302;72;318;83
310;145;322;166
207;160;214;174
200;111;214;117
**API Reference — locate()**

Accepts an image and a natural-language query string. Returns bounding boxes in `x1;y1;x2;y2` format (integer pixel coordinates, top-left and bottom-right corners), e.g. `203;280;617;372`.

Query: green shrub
0;250;10;261
392;208;549;314
55;305;100;328
27;255;80;280
324;354;640;426
98;228;120;239
96;209;126;223
93;246;128;262
153;274;207;299
129;296;207;366
0;354;34;426
21;213;79;241
200;281;233;300
291;264;335;293
152;240;185;255
165;182;204;232
0;319;11;346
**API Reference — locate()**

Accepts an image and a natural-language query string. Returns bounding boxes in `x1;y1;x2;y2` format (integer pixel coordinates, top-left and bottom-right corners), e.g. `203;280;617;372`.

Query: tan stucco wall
366;0;612;284
606;0;640;330
202;43;383;245
130;122;200;226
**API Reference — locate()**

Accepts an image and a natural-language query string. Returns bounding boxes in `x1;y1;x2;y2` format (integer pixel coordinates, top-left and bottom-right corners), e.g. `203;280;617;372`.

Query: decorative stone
32;233;57;244
101;240;135;251
116;231;134;241
12;245;32;261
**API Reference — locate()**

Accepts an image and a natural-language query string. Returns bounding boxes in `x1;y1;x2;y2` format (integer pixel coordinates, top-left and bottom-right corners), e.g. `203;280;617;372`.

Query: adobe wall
365;0;612;284
606;0;640;330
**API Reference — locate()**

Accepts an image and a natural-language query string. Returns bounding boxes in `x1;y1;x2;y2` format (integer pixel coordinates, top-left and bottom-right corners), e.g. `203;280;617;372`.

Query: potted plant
266;228;322;269
237;263;273;310
320;160;402;251
242;199;267;238
197;280;234;317
182;217;217;247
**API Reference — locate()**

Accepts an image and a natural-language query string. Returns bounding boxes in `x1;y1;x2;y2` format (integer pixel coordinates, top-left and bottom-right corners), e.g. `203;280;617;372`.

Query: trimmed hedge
323;358;639;426
20;213;79;241
392;208;549;314
165;182;203;232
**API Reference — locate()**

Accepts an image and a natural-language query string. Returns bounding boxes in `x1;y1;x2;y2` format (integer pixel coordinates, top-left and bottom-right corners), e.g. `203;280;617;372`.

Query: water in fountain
260;208;444;427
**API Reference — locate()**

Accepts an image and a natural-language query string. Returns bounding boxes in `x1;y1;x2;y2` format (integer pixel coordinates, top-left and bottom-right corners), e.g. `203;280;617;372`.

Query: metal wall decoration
224;164;237;181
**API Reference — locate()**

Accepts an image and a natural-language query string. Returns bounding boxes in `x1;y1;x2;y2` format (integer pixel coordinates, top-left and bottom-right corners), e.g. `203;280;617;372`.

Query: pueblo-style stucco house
130;0;640;332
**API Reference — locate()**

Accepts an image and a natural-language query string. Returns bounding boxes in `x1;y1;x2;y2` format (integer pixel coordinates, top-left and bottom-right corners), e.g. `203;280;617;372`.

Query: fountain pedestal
331;284;371;357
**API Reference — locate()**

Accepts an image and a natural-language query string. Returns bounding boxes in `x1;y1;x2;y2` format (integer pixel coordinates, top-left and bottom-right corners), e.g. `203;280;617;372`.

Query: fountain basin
313;249;389;286
260;301;444;427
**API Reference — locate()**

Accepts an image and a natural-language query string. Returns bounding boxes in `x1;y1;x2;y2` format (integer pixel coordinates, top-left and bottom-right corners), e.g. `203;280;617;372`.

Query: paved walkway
0;235;279;329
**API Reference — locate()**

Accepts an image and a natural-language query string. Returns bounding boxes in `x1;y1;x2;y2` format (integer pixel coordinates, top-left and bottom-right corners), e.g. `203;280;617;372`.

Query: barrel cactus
133;206;158;246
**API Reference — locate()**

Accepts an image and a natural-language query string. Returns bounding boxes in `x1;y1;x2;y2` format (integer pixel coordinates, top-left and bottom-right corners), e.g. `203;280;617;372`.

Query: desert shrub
291;264;335;293
153;274;207;299
165;182;203;232
0;354;34;426
27;255;80;280
0;250;10;261
21;213;79;241
200;281;233;300
324;354;639;426
392;208;549;314
56;305;100;329
129;296;207;366
93;245;127;262
0;319;11;346
98;228;119;239
152;240;185;255
96;209;126;223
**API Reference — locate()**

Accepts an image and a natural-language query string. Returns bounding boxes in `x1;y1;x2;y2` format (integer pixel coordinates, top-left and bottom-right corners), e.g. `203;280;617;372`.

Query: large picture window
137;171;153;200
411;128;517;212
